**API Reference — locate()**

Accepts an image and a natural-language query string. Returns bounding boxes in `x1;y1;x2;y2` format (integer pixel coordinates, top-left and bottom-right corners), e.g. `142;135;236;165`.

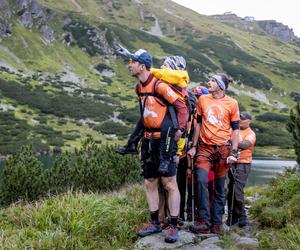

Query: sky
172;0;300;37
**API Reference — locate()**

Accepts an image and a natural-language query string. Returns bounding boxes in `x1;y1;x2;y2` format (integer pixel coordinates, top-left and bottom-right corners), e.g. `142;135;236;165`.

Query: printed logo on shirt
205;104;224;126
143;107;158;118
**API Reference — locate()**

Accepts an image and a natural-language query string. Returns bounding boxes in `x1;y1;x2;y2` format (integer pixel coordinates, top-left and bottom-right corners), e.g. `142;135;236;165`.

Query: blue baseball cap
126;49;152;68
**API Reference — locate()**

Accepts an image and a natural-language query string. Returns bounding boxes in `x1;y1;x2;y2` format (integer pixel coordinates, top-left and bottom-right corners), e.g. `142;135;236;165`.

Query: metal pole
229;164;236;227
191;158;195;224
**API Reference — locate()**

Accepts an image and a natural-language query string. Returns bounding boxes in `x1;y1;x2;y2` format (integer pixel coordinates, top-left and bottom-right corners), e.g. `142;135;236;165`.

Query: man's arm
231;128;239;151
227;120;239;164
238;140;251;150
187;115;201;158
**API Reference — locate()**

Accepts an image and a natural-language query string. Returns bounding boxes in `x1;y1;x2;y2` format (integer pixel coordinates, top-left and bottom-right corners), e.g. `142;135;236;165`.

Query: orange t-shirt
237;127;256;164
137;76;178;129
197;94;240;145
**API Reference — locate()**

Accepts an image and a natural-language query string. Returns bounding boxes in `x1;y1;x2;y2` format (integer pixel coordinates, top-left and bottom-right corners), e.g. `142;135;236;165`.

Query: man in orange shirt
123;49;188;243
227;111;256;227
188;73;240;234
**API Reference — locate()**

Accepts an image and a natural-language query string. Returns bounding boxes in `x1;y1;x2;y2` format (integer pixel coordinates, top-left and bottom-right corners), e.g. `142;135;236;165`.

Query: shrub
0;137;142;205
287;103;300;164
46;153;74;194
0;79;115;121
251;169;300;229
118;106;140;124
94;63;113;73
0;146;45;206
256;112;289;122
71;137;141;192
93;121;132;138
252;121;293;148
221;60;273;90
290;92;300;102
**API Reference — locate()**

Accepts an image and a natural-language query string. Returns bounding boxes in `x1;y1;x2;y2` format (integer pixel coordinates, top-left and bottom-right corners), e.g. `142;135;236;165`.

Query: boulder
135;230;196;249
0;0;12;37
40;24;54;42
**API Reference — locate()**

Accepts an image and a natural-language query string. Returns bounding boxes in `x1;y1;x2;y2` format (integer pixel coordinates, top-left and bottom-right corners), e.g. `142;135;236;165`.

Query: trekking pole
228;164;236;227
191;157;195;224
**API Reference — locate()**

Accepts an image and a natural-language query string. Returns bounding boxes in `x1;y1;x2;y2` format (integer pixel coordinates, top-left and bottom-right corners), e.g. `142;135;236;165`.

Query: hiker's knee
162;177;177;192
144;178;157;190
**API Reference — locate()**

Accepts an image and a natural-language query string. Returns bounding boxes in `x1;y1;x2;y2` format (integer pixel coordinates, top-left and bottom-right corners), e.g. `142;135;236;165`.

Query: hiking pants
194;142;230;224
195;168;226;224
227;163;251;224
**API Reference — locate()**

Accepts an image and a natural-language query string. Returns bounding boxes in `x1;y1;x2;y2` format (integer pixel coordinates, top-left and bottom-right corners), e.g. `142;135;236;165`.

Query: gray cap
240;111;252;120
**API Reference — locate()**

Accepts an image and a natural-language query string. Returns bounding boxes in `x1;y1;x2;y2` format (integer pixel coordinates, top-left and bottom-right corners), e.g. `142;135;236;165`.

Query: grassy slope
0;0;300;155
0;185;148;249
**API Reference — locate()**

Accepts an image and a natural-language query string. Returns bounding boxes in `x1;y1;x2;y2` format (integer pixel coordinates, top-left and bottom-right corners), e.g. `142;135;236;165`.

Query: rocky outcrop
258;20;300;45
0;0;55;41
16;0;55;41
40;24;54;42
89;28;113;55
0;0;12;37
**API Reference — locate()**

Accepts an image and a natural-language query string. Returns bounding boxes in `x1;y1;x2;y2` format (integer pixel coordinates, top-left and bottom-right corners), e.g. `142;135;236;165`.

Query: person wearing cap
227;111;256;227
188;73;240;235
118;47;188;243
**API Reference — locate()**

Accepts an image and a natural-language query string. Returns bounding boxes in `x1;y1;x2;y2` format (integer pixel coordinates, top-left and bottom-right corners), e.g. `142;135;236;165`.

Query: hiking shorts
195;142;231;178
140;137;177;179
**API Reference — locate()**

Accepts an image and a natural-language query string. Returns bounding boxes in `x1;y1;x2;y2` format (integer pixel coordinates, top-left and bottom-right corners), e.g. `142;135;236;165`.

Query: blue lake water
247;159;297;186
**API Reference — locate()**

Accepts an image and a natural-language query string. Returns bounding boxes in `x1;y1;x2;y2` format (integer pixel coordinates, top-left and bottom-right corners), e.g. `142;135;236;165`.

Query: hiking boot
189;221;211;234
158;159;170;174
138;223;162;237
186;212;193;222
238;218;250;228
116;143;138;155
226;216;238;227
164;225;179;243
211;224;224;235
177;217;184;227
160;218;170;229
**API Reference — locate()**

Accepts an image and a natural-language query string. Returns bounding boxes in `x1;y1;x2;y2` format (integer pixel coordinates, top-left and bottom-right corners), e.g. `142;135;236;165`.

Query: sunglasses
128;58;137;63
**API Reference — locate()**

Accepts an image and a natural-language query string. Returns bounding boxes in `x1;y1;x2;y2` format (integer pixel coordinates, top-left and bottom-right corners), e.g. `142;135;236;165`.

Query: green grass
250;169;300;249
0;185;148;249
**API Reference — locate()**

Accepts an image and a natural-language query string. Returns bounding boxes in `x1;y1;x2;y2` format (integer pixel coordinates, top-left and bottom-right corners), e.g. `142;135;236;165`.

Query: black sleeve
197;115;202;124
128;117;144;145
231;120;240;130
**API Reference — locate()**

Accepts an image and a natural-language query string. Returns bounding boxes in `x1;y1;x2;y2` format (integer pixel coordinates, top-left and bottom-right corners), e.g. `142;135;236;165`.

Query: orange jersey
237;127;256;164
197;94;240;145
136;75;178;129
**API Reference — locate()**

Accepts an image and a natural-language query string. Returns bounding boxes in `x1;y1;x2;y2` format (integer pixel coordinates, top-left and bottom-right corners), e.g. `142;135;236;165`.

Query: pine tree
286;103;300;165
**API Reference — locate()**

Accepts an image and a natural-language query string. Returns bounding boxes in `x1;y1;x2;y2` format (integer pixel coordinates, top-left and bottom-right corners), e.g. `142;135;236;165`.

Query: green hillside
0;0;299;157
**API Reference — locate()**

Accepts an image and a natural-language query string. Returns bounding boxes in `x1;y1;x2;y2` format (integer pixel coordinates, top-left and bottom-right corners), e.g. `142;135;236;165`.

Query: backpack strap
153;81;179;130
136;80;179;130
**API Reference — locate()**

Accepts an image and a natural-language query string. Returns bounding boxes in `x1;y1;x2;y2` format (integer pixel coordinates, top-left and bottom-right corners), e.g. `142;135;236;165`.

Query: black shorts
141;137;177;179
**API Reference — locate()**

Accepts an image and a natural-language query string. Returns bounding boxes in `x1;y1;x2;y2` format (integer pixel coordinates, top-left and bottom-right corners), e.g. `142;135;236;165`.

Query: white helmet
163;56;186;70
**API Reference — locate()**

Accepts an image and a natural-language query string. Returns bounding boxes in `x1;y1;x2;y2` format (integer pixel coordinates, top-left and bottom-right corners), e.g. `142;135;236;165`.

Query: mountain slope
0;0;299;156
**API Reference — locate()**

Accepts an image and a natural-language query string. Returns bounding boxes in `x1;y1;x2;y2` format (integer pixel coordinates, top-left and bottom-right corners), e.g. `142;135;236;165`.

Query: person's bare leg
161;176;180;217
144;178;159;211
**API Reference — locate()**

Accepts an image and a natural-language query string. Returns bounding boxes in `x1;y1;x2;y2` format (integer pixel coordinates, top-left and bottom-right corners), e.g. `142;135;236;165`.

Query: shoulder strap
153;80;179;129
